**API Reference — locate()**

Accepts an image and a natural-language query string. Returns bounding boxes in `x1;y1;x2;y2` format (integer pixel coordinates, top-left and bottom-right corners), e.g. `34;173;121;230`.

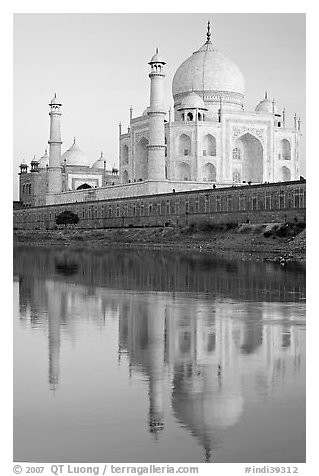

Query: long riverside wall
13;180;306;230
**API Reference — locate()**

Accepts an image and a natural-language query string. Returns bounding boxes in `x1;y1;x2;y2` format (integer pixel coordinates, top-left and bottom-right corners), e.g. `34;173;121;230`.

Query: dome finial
265;91;268;99
73;137;76;144
156;47;158;54
206;21;211;42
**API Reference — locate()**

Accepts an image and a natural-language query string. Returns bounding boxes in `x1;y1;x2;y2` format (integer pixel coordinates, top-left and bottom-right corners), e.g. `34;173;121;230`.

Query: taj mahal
18;22;302;208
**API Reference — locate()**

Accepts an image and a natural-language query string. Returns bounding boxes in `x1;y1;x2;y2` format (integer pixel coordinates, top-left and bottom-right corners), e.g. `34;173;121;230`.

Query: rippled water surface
13;247;306;463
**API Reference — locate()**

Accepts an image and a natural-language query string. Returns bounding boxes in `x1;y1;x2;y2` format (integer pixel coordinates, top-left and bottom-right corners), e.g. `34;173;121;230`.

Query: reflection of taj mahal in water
16;249;304;462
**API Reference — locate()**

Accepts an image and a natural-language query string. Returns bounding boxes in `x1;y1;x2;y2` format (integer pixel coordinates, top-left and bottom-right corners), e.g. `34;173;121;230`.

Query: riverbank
13;221;306;263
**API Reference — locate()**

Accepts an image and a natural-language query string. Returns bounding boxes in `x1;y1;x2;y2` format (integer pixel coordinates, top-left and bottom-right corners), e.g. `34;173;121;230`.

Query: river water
13;246;306;463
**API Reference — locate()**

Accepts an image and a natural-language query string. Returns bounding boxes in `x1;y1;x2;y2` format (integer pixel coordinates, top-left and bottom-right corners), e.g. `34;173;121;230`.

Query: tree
55;210;79;227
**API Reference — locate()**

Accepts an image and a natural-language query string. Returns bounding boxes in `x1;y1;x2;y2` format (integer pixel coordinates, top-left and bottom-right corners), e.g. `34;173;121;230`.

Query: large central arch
234;133;263;183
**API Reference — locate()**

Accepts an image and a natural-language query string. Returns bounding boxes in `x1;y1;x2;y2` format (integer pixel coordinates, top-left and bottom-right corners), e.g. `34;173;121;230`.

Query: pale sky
13;13;306;199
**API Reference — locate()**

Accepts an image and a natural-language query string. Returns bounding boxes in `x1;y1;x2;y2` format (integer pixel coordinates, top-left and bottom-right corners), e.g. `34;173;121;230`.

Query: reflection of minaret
118;298;167;437
148;305;166;436
47;281;62;391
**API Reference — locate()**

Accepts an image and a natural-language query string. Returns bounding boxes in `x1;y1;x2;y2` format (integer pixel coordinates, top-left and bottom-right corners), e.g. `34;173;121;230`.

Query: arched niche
178;162;191;181
279;139;291;160
135;137;148;181
280;166;291;181
179;134;191;156
203;163;216;181
122;170;129;184
122;144;129;164
76;183;92;190
203;134;216;156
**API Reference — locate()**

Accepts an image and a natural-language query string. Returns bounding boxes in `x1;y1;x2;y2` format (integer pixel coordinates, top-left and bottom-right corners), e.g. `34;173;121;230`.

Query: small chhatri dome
143;106;151;116
61;139;90;167
38;149;49;168
92;151;106;170
172;22;245;104
50;93;62;106
179;91;208;110
255;92;276;113
149;47;166;64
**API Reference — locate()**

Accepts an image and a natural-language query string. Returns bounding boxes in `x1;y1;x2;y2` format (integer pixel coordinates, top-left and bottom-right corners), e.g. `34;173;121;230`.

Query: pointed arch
179;134;191;156
280;166;291;181
135;137;148;181
122;144;129;164
122;170;129;184
178;162;191;181
203;134;216;156
203;163;216;181
279;139;291;160
76;183;92;190
233;133;263;183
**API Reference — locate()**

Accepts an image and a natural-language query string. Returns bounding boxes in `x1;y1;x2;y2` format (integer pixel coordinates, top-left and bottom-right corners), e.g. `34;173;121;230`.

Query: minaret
48;93;63;194
147;48;166;181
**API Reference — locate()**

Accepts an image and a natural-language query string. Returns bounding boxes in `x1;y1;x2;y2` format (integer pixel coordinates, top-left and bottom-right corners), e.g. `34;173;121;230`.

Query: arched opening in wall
178;162;191;181
181;113;185;121
203;163;216;181
76;183;92;190
165;136;167;158
135;137;149;181
179;134;191;156
203;134;216;156
234;133;263;183
123;144;129;164
280;166;291;181
187;112;193;122
198;112;202;121
280;139;291;160
165;163;168;179
123;170;129;184
22;184;25;194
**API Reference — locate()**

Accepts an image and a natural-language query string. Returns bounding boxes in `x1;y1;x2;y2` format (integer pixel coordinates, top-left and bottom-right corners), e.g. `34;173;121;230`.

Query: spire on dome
206;21;211;43
265;91;268;99
73;137;76;145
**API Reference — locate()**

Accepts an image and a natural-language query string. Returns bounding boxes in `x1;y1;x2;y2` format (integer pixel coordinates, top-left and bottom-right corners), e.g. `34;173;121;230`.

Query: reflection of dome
178;92;207;110
172;39;245;103
38;149;49;168
61;140;90;167
92;152;106;170
172;367;244;458
255;94;275;113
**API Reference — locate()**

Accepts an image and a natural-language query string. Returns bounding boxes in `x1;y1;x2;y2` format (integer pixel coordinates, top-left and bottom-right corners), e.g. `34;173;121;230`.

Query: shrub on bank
55;210;79;227
263;222;306;238
183;220;238;234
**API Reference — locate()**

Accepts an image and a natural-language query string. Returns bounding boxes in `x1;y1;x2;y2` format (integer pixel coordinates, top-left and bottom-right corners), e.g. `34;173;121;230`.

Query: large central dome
172;33;245;113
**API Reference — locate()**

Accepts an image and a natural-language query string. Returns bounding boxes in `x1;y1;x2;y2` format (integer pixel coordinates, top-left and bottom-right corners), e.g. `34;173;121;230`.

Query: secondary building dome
178;92;207;110
255;93;276;114
92;152;106;170
38;149;49;168
61;139;90;167
172;31;245;109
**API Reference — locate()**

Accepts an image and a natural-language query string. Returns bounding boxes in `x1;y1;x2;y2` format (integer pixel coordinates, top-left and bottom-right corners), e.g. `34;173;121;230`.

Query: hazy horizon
13;13;306;200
